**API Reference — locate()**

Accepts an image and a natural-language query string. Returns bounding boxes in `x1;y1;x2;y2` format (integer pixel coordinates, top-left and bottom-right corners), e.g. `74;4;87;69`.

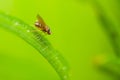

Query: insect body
35;14;51;35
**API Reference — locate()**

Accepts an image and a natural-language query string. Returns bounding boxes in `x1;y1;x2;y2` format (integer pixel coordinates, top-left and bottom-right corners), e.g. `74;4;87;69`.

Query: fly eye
47;29;51;35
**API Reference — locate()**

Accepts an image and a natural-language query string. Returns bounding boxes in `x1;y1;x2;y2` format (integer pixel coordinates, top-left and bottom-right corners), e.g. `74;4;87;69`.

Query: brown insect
35;14;51;35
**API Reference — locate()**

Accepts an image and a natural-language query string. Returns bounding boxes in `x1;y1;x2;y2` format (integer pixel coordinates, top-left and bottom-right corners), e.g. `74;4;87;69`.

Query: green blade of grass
98;59;120;79
91;0;120;57
91;1;120;79
0;12;70;80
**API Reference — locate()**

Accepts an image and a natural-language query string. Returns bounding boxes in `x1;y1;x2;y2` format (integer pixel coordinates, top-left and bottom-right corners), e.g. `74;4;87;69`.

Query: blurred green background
0;0;119;80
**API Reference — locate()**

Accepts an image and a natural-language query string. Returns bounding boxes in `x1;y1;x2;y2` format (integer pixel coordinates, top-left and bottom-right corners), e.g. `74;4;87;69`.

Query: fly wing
37;14;46;26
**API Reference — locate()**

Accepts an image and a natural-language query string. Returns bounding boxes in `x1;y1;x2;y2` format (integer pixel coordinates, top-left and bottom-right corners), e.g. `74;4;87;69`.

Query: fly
35;14;51;35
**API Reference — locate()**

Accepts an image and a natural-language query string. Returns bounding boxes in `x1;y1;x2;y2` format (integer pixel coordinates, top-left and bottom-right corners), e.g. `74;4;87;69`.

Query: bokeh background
0;0;119;80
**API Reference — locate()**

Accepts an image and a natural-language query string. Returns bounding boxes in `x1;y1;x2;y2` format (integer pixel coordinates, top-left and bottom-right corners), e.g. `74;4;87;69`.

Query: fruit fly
35;14;51;35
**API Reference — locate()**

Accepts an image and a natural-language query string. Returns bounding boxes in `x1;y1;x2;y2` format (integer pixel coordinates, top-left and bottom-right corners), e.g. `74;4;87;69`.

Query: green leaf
0;12;70;80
